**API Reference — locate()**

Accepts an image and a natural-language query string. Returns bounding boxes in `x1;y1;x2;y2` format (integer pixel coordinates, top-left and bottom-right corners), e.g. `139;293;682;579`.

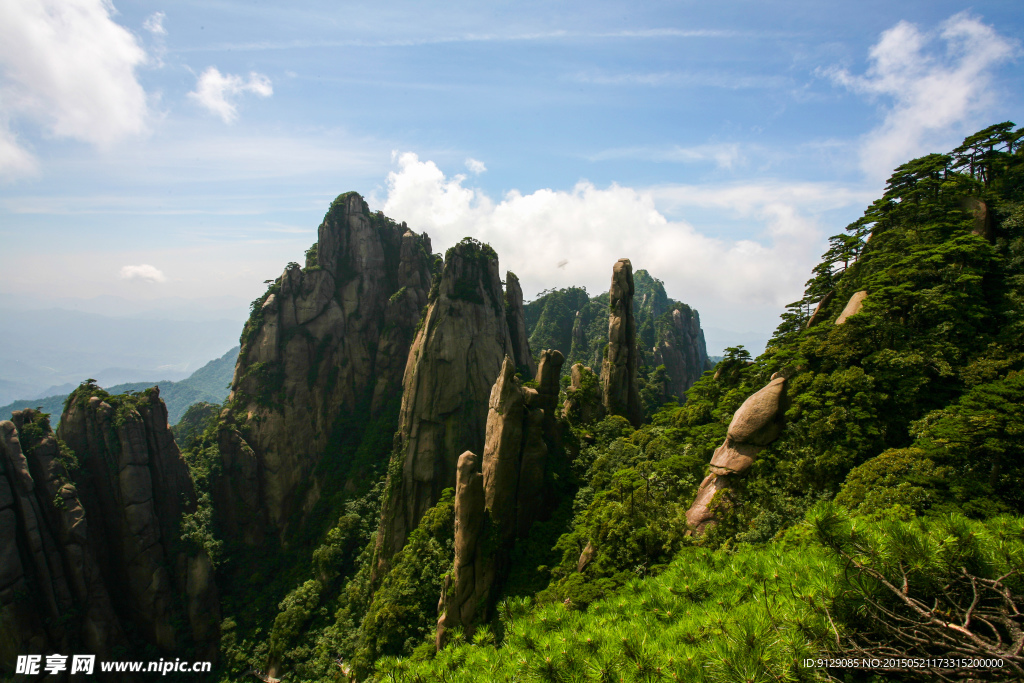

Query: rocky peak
224;192;434;540
375;238;513;575
651;304;711;402
601;258;643;427
0;389;220;672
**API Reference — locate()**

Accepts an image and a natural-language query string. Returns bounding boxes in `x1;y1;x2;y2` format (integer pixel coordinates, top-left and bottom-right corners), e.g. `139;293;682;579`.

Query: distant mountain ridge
0;346;239;425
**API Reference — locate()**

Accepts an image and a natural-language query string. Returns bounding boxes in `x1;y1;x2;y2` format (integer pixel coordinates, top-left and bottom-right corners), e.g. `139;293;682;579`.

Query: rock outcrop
224;192;434;541
57;388;220;657
961;196;995;241
562;363;604;424
505;271;537;377
835;291;868;325
533;349;565;441
375;239;514;575
601;259;643;427
651;304;711;402
436;356;557;646
806;291;835;329
686;374;789;534
1;392;219;677
435;450;486;649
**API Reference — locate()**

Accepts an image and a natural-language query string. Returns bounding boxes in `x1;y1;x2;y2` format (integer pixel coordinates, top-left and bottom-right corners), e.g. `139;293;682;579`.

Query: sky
1;0;1022;367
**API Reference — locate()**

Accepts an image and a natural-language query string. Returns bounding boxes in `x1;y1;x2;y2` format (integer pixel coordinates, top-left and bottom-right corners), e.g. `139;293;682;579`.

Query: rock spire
601;258;643;427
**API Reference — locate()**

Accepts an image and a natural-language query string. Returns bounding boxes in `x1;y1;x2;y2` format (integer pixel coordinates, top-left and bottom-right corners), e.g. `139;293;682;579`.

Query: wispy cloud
188;67;273;124
570;70;790;90
143;11;167;36
0;0;149;177
823;12;1018;182
173;27;748;53
590;143;744;169
465;158;486;174
119;264;167;283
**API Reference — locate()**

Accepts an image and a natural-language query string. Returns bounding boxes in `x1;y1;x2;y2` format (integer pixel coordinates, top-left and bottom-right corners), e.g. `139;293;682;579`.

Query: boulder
686;375;789;535
726;376;787;445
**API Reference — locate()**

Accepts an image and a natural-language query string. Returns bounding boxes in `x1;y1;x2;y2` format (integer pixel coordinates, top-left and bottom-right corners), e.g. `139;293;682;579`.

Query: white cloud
119;264;167;283
143;11;167;36
465;157;486;174
0;0;149;176
188;67;273;124
380;153;865;332
826;13;1017;182
0;123;37;180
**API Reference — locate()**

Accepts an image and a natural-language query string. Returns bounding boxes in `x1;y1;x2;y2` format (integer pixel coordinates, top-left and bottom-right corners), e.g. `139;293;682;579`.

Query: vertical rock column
436;355;558;646
505;271;537;378
374;239;514;577
601;258;643;427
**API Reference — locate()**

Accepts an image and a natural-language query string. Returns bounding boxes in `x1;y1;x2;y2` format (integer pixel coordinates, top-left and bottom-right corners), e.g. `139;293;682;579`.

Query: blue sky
1;0;1022;358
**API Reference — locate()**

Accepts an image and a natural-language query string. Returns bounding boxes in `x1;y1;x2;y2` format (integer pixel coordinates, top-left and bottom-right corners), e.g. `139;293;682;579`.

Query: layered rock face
436;356;560;645
686;374;789;534
0;392;219;677
226;192;434;540
601;259;643;427
0;410;123;676
375;239;515;573
57;389;220;657
651;304;711;402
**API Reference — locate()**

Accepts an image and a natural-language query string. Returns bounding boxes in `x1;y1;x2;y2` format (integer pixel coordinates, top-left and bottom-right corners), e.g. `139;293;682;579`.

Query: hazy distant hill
0;306;244;404
0;346;239;425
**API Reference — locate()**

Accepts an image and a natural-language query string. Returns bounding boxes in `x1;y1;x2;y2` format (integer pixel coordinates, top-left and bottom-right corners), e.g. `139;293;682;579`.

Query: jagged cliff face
0;391;219;676
652;304;711;402
601;258;643;427
225;192;434;540
524;268;711;404
375;239;515;574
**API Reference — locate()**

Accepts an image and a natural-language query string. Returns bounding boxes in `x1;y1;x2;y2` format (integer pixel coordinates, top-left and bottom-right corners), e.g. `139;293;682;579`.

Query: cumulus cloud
826;13;1017;182
380;154;862;331
465;157;486;174
0;0;149;176
143;11;167;35
119;264;167;283
188;67;273;124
